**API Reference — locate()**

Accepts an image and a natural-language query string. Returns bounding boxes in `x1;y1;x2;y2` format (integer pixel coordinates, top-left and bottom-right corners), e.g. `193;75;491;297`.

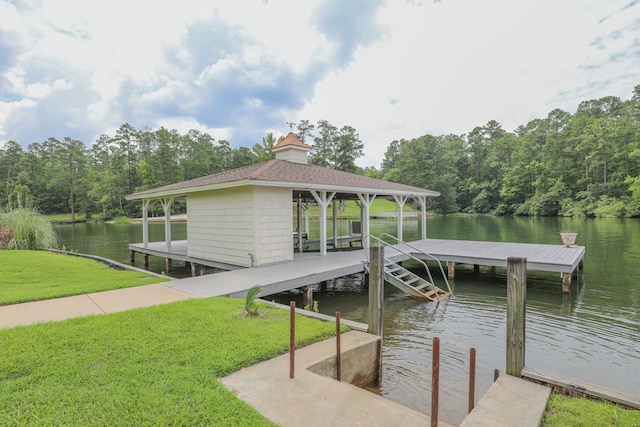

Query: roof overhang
125;178;440;201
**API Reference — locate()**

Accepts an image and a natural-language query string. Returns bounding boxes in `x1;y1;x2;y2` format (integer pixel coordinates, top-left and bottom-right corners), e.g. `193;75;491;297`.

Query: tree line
0;120;364;220
379;85;640;217
1;85;639;219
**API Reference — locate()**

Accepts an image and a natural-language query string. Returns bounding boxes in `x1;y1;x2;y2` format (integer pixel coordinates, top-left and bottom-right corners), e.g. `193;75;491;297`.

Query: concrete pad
460;374;551;427
221;331;455;427
87;284;194;313
0;295;103;329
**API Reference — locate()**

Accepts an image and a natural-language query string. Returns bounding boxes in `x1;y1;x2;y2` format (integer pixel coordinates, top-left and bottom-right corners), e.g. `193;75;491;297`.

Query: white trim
393;195;408;241
126;178;440;201
357;193;376;249
160;197;174;252
310;190;336;256
416;196;427;240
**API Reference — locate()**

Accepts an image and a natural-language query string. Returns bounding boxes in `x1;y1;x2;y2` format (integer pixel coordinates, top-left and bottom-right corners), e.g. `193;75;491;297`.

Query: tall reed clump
0;208;59;250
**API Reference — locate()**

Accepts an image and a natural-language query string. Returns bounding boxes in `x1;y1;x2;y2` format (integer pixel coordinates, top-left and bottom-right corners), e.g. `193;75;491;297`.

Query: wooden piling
494;369;500;382
303;285;313;310
129;250;135;265
165;258;172;273
473;264;480;275
562;272;571;294
368;245;384;338
191;262;197;277
447;262;455;279
506;257;526;377
143;254;149;270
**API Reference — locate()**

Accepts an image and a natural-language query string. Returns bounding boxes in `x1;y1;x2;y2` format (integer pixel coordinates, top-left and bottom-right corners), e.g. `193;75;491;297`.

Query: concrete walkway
0;284;193;329
221;330;456;427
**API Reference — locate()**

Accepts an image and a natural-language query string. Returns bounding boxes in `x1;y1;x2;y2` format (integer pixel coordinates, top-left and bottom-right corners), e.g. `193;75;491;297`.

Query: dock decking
129;238;585;298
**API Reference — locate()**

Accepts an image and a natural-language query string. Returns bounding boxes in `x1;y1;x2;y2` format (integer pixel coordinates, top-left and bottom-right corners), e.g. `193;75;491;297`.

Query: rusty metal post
468;347;476;414
289;301;296;379
431;337;440;427
336;311;341;381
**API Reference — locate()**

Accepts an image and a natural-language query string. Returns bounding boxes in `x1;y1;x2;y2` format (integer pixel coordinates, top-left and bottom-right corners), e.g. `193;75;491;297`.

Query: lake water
56;216;640;425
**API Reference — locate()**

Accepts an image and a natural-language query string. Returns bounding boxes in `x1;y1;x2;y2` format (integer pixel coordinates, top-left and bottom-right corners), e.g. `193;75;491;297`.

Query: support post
129;250;135;265
431;337;440;427
143;254;149;270
303;285;313;310
368;245;384;338
191;262;197;277
474;264;480;275
290;301;296;379
468;347;476;414
447;262;456;279
165;258;172;274
562;272;571;294
506;257;526;377
336;311;341;382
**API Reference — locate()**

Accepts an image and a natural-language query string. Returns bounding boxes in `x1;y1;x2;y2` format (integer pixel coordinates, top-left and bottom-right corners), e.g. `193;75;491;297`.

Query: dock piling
506;257;526;377
368;244;384;338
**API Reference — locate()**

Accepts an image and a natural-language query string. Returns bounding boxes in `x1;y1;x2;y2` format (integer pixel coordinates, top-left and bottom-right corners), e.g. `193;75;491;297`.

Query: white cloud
1;0;638;168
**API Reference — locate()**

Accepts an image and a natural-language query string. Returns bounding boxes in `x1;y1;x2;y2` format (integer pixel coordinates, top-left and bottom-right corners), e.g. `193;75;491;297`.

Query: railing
364;234;453;297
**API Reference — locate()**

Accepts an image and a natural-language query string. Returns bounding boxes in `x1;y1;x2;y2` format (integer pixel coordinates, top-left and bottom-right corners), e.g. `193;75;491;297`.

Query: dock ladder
365;234;452;302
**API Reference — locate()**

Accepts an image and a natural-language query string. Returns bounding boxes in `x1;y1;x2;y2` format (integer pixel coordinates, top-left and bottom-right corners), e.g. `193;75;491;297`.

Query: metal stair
383;259;450;301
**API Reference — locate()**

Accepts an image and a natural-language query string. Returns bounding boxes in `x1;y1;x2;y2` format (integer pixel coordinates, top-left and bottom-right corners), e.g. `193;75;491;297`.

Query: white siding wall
186;186;293;267
187;188;255;267
274;148;308;164
252;187;294;265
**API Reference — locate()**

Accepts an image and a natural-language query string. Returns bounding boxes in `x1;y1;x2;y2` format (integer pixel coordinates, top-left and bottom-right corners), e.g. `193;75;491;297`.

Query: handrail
365;235;445;302
377;233;453;295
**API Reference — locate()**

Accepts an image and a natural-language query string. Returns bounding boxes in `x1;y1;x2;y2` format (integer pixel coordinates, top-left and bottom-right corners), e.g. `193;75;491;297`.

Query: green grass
302;199;416;218
43;213;87;221
0;297;343;425
0;251;168;305
543;394;640;426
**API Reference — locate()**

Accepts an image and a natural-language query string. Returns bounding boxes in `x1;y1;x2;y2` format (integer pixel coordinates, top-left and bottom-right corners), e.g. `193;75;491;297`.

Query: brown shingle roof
272;132;312;150
127;160;439;199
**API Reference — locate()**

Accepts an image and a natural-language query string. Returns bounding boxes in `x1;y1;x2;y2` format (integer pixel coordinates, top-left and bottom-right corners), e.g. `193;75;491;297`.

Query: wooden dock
129;238;585;297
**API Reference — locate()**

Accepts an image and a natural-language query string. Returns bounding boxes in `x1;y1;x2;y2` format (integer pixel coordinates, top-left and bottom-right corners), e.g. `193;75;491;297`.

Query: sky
1;0;639;168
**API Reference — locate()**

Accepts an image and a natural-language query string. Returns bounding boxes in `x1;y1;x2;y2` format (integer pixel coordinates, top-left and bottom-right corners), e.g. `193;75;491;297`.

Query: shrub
0;208;59;250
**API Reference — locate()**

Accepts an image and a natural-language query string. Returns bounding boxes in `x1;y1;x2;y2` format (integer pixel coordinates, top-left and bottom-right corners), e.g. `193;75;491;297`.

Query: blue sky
1;0;639;167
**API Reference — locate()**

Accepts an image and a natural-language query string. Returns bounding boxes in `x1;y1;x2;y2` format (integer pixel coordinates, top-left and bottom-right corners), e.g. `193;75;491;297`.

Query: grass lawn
303;198;417;219
0;297;343;425
543;394;640;426
0;251;169;305
43;213;87;221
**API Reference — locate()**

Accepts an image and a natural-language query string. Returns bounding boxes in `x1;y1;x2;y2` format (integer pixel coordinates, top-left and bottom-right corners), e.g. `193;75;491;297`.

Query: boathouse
125;132;440;270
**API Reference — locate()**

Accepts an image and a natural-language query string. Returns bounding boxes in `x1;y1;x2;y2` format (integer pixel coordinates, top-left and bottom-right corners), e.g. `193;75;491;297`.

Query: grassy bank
0;297;341;425
543;394;640;426
0;251;168;305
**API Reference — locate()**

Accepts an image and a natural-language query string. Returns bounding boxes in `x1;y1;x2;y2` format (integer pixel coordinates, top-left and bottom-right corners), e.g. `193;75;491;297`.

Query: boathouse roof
126;159;440;201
